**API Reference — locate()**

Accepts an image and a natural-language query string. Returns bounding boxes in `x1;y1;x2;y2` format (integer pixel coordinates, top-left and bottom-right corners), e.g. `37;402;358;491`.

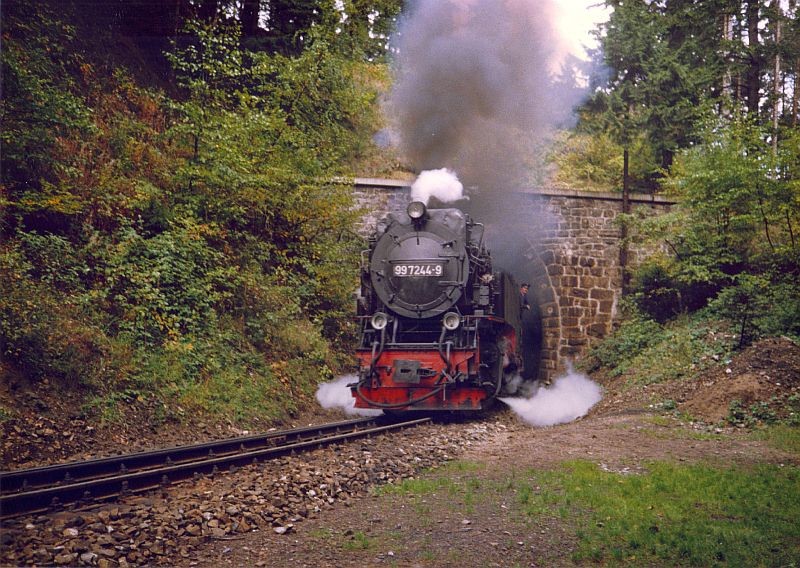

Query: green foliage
630;256;684;323
710;269;800;347
101;224;231;344
669;116;791;263
577;0;720;185
630;250;723;321
548;131;658;192
728;396;800;429
586;306;732;385
629;116;800;343
0;242;107;386
0;2;94;211
518;460;800;566
2;2;175;236
1;4;376;425
165;20;365;340
586;304;663;374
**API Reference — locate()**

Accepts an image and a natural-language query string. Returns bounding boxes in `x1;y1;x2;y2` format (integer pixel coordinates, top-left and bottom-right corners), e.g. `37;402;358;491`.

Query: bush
0;243;107;386
102;224;232;345
631;257;683;323
586;306;733;385
0;5;368;426
708;253;800;348
585;303;663;374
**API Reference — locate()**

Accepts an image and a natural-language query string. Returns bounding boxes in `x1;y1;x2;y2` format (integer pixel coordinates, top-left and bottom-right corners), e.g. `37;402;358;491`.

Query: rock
273;526;288;535
80;551;98;564
63;527;79;537
54;552;76;565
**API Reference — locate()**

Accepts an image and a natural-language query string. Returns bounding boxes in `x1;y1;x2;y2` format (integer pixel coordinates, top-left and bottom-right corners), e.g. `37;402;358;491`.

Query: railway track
0;416;430;520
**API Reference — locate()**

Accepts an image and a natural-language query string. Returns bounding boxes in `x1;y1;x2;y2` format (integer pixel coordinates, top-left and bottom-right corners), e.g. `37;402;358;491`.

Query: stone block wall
352;178;411;236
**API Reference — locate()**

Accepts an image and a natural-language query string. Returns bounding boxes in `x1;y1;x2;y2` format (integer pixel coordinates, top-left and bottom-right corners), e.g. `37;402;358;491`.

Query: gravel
1;418;509;566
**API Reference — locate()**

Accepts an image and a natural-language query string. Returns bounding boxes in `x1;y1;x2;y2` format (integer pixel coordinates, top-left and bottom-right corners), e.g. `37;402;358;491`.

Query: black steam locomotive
350;201;522;412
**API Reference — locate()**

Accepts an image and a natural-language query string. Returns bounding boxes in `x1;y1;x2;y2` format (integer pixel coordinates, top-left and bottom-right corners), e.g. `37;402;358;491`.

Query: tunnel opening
520;300;543;382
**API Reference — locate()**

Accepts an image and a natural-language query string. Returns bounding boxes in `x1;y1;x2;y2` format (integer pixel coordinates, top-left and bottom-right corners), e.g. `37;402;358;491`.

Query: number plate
392;262;444;277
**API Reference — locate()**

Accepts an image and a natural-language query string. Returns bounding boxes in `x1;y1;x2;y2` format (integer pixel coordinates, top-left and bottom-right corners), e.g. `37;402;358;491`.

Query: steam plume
410;168;464;205
316;375;382;416
500;365;602;427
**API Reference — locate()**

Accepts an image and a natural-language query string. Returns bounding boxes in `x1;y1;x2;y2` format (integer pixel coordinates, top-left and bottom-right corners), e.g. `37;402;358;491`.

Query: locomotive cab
352;201;522;412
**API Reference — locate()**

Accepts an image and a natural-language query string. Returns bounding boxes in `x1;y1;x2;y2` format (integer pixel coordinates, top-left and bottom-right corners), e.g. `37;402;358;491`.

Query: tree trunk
746;0;761;115
793;57;799;127
240;0;261;37
173;0;192;35
620;147;631;295
722;11;733;105
771;0;782;155
198;0;218;22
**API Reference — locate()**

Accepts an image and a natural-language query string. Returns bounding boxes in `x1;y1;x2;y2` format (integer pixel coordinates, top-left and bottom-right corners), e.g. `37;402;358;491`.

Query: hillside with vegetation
571;1;799;409
0;0;404;429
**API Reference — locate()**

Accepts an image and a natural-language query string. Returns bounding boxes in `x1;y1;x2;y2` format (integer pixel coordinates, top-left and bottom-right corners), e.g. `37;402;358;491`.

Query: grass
375;461;485;499
369;456;800;566
751;424;800;455
516;459;800;566
342;530;375;551
376;474;481;515
77;328;332;427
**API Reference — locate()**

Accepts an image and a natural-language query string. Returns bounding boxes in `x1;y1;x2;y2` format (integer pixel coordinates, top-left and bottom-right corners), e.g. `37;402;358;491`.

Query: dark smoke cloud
384;0;594;291
387;0;585;198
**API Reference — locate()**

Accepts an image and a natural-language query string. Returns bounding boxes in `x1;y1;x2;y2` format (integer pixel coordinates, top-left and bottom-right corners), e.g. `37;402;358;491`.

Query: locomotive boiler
350;201;522;412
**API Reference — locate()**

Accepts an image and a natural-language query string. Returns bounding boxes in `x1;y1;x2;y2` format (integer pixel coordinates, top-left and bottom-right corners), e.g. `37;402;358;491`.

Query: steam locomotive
350;201;522;412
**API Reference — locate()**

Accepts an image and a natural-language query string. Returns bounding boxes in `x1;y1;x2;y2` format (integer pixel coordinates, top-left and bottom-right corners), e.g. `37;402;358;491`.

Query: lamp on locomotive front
442;311;460;331
407;201;427;220
370;311;389;330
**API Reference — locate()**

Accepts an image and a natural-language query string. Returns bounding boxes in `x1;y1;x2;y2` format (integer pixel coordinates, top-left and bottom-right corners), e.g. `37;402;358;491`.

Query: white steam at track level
316;375;382;417
410;168;464;205
500;365;602;427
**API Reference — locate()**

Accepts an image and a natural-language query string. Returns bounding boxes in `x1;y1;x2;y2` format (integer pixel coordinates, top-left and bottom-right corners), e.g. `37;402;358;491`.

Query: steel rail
0;417;430;519
1;417;377;494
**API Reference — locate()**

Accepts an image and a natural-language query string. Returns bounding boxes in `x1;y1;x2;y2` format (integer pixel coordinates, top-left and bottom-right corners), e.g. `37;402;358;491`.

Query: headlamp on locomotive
351;201;522;412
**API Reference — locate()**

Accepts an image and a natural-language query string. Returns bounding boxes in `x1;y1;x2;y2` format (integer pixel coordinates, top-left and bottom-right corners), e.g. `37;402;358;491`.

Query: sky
553;0;611;65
